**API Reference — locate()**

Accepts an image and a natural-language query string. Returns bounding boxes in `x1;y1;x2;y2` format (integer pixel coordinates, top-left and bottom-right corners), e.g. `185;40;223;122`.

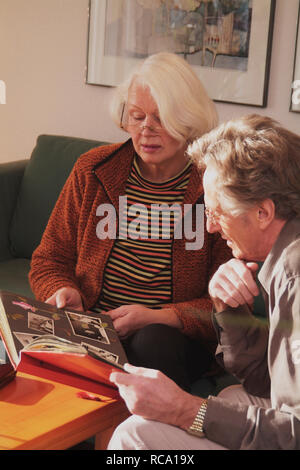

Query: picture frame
87;0;276;107
291;1;300;113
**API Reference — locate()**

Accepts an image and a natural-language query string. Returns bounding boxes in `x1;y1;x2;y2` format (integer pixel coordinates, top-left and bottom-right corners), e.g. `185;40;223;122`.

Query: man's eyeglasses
120;102;165;134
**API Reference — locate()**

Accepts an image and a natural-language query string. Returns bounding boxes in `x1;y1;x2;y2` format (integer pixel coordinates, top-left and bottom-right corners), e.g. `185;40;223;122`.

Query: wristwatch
187;400;208;438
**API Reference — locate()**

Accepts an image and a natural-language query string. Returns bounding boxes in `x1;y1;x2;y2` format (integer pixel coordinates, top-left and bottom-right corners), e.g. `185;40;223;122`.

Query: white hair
110;52;218;144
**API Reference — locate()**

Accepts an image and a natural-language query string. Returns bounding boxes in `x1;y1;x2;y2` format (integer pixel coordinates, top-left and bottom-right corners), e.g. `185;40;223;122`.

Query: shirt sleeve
213;305;270;397
204;394;300;450
203;276;300;449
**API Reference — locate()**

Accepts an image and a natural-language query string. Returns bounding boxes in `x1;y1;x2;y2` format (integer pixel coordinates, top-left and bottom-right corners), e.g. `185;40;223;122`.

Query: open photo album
0;290;127;393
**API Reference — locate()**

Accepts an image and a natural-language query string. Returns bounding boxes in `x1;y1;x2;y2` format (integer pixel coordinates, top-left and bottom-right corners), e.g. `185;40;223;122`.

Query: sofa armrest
0;160;27;261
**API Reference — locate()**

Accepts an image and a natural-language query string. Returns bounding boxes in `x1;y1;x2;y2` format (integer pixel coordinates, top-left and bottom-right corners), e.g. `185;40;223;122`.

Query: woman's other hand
46;287;84;311
106;304;182;338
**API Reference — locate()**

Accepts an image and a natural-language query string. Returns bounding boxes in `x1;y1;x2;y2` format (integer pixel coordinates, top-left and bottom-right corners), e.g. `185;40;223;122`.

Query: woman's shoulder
75;142;127;171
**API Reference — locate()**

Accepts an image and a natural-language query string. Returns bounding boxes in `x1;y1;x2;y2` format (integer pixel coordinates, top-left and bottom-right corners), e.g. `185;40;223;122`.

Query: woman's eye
130;113;144;121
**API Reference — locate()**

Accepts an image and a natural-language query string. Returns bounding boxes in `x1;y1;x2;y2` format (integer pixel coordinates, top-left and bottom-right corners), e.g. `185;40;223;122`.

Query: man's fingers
110;370;130;386
212;285;241;308
234;262;259;296
110;364;159;386
110;364;139;386
246;262;259;273
124;363;155;376
210;259;260;308
212;270;254;306
226;260;259;298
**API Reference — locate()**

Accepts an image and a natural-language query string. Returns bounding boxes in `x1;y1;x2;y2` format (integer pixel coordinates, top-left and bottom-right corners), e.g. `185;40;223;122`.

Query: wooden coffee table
0;372;129;450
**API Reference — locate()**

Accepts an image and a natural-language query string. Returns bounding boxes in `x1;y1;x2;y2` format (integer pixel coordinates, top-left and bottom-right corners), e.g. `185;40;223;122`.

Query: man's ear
257;199;276;229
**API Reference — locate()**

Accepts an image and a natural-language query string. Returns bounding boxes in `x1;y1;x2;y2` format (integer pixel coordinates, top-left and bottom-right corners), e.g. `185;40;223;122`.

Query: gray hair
188;114;300;220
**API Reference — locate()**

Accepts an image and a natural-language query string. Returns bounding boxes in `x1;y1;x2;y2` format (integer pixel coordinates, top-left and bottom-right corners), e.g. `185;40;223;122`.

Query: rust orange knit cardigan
29;140;231;350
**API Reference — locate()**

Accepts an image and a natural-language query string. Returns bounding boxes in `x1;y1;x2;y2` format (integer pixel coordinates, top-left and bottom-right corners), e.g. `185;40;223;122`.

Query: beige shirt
205;217;300;449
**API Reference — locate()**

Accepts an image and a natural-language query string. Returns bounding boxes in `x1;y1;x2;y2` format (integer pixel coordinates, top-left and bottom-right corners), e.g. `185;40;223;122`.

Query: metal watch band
187;400;208;438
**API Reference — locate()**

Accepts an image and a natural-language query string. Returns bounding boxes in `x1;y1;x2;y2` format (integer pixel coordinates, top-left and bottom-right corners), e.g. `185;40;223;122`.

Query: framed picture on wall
87;0;276;107
291;1;300;113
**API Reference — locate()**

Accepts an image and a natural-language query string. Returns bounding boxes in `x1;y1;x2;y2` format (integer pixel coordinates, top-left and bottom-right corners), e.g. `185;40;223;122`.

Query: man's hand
46;287;84;311
106;305;182;338
209;259;259;311
110;364;203;430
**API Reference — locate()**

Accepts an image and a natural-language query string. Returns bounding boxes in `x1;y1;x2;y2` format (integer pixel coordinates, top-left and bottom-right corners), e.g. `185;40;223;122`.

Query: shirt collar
258;217;300;293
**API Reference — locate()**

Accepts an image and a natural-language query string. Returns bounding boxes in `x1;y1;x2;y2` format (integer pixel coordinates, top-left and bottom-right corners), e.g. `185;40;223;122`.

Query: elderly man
108;115;300;450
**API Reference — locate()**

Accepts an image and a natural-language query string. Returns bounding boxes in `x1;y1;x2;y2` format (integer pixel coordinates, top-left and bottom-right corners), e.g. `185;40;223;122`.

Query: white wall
0;0;299;163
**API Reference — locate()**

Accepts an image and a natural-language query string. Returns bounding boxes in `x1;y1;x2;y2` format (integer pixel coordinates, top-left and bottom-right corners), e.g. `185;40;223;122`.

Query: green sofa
0;134;107;298
0;133;240;396
0;135;107;363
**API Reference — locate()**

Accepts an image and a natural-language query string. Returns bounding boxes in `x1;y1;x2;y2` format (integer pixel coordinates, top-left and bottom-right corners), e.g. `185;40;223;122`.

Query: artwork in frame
87;0;276;107
291;1;300;113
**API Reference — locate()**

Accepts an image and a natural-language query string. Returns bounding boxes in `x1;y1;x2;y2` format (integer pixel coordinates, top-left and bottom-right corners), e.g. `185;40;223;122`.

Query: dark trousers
122;324;213;392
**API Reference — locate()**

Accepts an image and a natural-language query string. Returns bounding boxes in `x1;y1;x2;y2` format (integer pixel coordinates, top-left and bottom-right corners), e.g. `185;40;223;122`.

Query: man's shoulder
282;237;300;280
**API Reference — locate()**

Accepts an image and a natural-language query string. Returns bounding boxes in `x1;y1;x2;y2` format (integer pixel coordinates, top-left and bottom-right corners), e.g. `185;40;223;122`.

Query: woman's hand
110;364;202;430
106;304;182;338
46;287;84;311
209;259;259;311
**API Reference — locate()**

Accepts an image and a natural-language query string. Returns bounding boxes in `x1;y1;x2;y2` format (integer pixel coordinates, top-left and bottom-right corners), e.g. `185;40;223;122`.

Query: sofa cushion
0;258;32;298
9;134;105;259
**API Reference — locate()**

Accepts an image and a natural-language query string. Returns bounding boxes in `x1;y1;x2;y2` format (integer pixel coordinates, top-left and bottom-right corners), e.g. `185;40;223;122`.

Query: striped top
94;156;192;312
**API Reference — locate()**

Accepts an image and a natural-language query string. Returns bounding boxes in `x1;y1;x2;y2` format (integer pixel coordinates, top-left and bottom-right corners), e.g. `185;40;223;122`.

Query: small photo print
28;312;54;334
66;312;110;345
81;342;119;365
13;332;41;347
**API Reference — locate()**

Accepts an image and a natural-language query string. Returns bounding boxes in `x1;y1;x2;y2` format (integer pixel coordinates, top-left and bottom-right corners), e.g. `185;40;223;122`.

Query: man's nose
206;217;221;234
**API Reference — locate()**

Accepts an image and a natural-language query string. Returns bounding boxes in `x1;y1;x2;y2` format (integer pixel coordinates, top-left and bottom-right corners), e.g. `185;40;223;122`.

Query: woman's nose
140;115;158;133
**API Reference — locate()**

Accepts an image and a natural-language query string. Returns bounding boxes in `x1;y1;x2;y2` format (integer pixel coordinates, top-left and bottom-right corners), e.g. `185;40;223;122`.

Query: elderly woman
29;52;230;391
